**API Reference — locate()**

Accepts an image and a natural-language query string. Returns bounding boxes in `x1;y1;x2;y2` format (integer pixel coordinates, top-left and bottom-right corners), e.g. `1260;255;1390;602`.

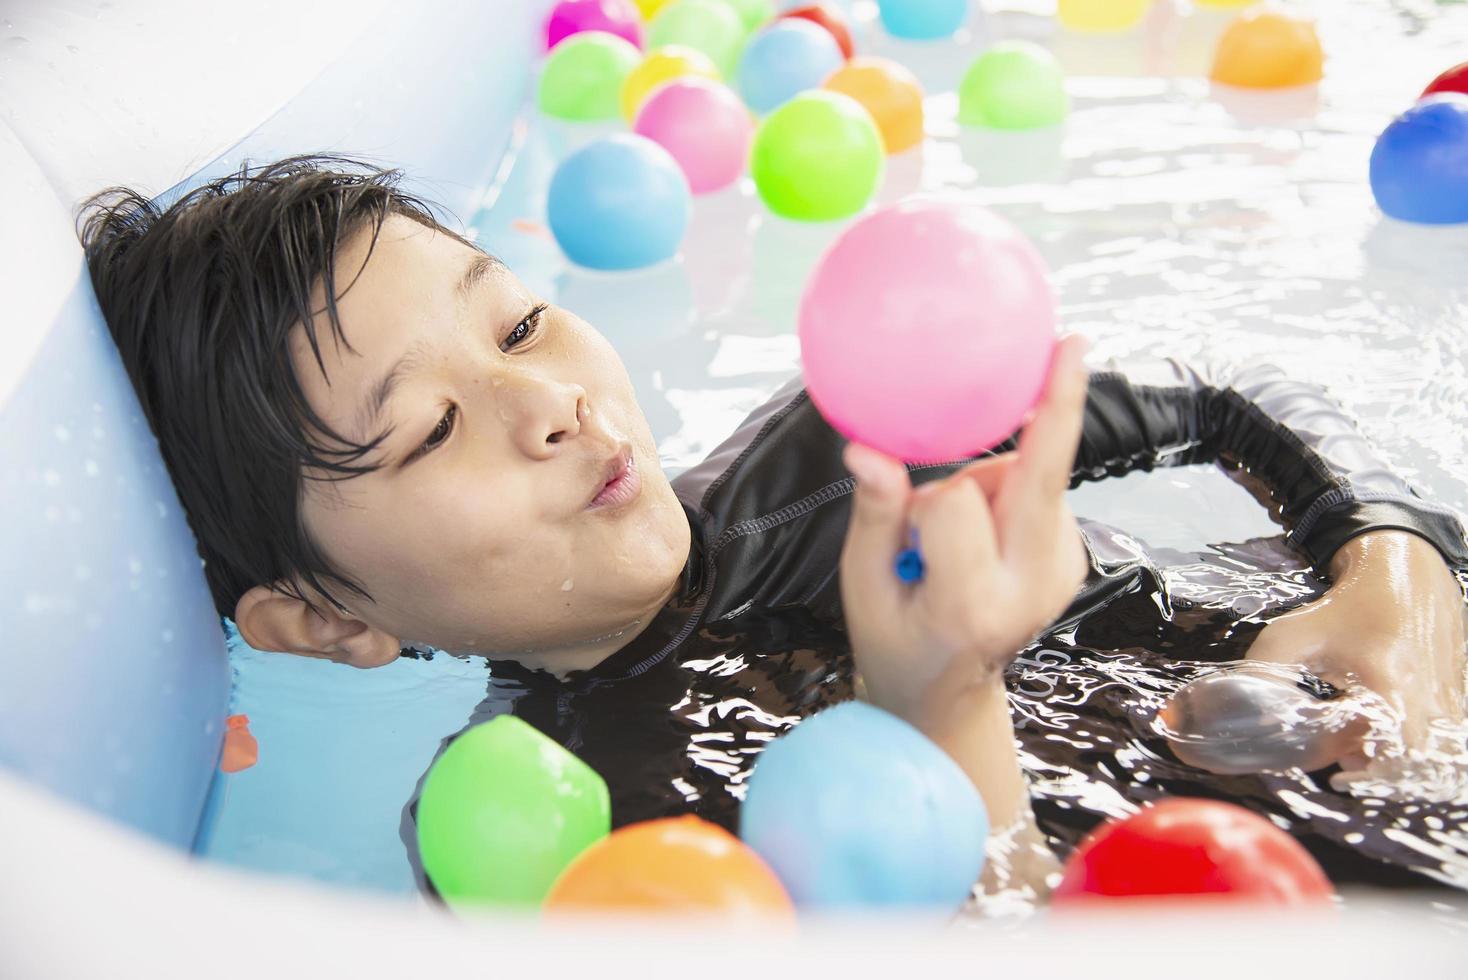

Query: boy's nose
505;373;587;458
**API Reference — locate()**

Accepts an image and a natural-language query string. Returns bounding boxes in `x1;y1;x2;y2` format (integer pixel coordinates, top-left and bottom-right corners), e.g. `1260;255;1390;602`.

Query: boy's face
288;215;691;660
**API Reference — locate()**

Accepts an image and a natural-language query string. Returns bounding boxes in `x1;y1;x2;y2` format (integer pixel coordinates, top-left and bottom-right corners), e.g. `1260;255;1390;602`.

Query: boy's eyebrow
352;252;503;442
355;339;429;442
456;252;503;301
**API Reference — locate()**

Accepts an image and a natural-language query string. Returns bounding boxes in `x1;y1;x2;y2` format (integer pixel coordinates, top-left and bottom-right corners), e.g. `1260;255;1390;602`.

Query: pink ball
798;201;1056;461
546;0;643;51
633;79;754;194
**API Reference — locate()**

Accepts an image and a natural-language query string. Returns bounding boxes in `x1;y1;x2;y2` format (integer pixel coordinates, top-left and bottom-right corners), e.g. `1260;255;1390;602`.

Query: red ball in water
1052;799;1334;905
780;4;854;60
1423;61;1468;99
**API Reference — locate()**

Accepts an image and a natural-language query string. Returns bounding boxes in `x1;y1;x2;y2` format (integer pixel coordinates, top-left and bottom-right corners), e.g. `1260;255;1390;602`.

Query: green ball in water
416;715;611;907
751;91;885;222
958;41;1069;130
722;0;775;33
648;0;747;77
538;31;642;122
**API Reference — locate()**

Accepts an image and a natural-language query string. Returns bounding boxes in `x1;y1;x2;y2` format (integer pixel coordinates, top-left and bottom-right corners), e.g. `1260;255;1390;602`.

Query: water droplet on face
561;578;574;591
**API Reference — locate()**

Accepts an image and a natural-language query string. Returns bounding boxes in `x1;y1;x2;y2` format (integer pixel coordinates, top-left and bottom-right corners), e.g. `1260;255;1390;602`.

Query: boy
82;157;1468;896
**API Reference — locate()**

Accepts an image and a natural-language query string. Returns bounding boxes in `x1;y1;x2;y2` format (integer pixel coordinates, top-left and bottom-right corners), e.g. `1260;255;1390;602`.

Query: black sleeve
1066;358;1468;574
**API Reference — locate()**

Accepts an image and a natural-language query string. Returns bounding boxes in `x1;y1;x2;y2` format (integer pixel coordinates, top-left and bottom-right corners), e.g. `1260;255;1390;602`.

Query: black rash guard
403;358;1468;894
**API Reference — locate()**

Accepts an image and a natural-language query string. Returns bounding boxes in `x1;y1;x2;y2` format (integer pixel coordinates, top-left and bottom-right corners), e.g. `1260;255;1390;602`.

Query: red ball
1052;799;1334;905
1423;61;1468;99
780;4;854;60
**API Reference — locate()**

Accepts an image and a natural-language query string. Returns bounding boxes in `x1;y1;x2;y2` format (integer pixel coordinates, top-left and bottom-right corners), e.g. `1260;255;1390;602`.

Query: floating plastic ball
548;134;692;269
546;0;644;50
647;0;746;77
958;41;1068;130
1370;95;1468;226
635;0;674;16
877;0;967;40
416;716;611;907
1052;799;1335;904
798;200;1055;460
544;815;796;916
1209;10;1323;89
741;701;988;909
736;20;845;114
1423;61;1468;99
750;90;883;221
1158;664;1368;775
724;0;777;33
1195;0;1256;6
1057;0;1149;32
781;3;854;59
634;78;754;193
824;57;924;154
538;32;643;121
621;44;722;120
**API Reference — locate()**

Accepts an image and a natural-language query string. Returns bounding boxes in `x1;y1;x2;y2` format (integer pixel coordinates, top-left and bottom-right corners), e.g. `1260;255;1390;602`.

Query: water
203;0;1468;904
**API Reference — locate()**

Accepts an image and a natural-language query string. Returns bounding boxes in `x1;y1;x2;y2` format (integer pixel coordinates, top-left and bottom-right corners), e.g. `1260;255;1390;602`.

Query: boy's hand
837;335;1092;735
1245;529;1468;782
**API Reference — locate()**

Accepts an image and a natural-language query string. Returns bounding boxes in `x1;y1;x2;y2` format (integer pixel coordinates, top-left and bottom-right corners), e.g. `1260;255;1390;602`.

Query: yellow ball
635;0;676;17
621;45;722;120
1057;0;1150;32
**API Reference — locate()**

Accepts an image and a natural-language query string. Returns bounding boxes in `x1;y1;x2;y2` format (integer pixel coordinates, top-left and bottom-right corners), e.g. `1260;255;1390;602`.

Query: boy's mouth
587;445;640;511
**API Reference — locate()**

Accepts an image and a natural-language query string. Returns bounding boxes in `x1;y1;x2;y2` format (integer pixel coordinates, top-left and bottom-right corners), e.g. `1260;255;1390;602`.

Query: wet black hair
78;154;477;618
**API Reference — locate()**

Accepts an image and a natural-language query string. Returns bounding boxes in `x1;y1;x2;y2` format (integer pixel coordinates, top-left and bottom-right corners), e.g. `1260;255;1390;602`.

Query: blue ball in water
737;20;846;115
877;0;968;40
547;134;692;270
740;700;988;909
1369;94;1468;226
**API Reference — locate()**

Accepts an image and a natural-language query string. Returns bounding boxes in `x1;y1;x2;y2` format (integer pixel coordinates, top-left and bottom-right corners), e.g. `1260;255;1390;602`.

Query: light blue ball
547;134;691;271
877;0;968;40
740;700;989;910
1369;94;1468;226
736;20;846;115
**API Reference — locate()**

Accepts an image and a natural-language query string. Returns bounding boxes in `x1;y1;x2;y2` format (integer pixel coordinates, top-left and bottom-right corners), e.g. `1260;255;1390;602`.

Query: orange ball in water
1209;10;1323;89
543;815;796;918
824;57;925;155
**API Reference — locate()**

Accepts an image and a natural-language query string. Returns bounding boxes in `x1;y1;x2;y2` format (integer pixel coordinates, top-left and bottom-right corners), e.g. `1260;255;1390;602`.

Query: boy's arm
1065;358;1468;756
1067;358;1468;574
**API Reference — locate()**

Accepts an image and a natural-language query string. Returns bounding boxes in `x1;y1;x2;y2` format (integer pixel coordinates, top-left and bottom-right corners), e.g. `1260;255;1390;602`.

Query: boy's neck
515;575;685;680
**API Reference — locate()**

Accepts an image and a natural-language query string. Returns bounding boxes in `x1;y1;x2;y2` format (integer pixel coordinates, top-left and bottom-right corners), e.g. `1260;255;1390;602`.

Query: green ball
722;0;775;33
416;715;611;907
537;31;642;121
958;41;1069;130
648;0;746;77
751;90;885;222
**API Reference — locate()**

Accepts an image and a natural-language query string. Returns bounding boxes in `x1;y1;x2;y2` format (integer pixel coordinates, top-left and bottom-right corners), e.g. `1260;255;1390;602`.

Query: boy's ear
234;585;401;669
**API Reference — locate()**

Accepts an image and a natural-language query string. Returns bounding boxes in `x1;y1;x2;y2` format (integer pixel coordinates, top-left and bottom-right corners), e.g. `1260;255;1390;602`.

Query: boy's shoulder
672;374;848;535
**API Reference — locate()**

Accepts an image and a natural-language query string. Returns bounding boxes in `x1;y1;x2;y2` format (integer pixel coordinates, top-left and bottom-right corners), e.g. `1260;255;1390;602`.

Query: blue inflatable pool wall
0;0;549;850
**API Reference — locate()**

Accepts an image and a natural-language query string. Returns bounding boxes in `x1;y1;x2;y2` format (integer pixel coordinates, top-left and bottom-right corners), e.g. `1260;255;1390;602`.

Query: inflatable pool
3;0;1468;969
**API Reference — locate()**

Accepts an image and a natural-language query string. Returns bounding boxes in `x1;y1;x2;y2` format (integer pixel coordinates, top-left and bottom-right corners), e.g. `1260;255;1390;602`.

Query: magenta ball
798;201;1057;461
546;0;643;50
633;79;754;194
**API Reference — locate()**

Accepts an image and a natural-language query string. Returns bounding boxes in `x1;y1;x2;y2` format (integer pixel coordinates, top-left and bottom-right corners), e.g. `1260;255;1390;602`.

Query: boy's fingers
1012;334;1090;500
910;476;1000;599
840;442;911;615
996;335;1090;559
954;453;1018;502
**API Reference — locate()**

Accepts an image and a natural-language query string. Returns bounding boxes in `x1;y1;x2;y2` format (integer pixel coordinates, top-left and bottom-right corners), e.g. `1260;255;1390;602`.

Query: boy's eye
501;303;548;352
410;404;457;462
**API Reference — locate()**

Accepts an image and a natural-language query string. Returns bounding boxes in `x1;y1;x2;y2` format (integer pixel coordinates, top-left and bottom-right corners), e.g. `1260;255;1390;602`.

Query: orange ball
543;815;796;918
1209;10;1323;89
823;57;925;155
